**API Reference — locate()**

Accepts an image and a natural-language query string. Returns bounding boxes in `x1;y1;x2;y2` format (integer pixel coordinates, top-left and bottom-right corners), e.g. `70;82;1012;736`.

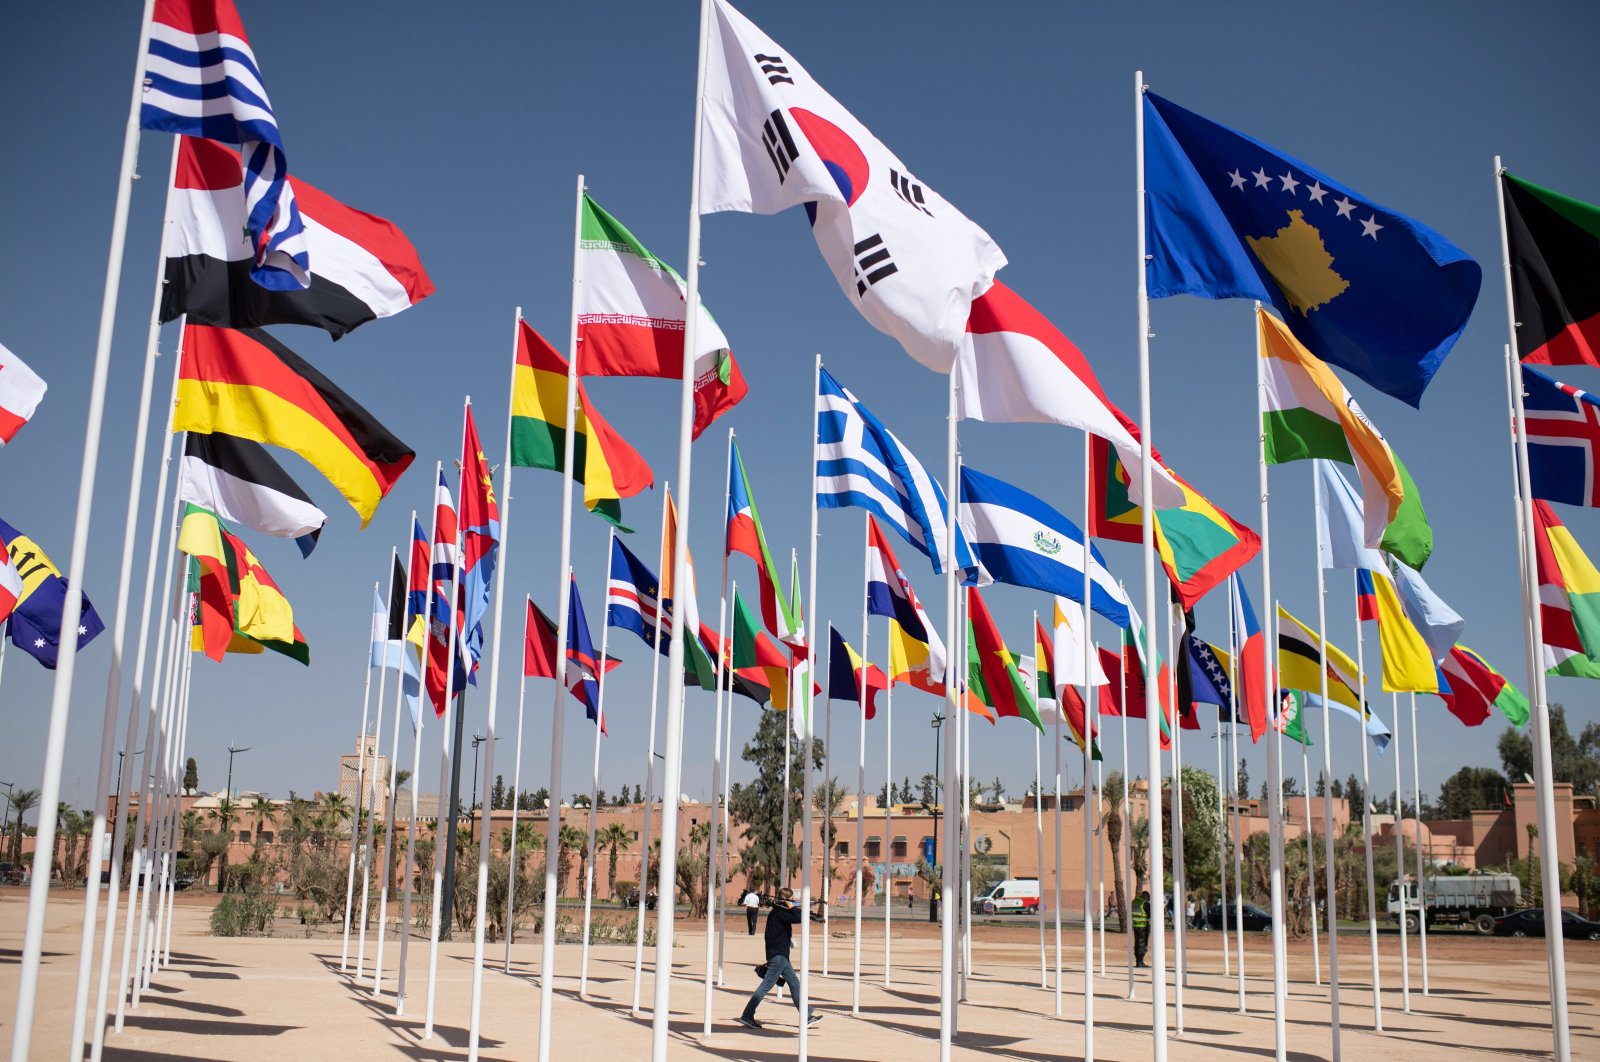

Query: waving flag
423;471;467;715
162;137;432;338
407;516;430;621
142;0;308;289
0;519;103;668
1355;569;1379;621
0;342;46;447
964;588;1032;728
660;488;719;689
459;406;500;659
177;504;294;661
1097;618;1173;748
0;534;20;625
1520;364;1600;508
866;517;949;697
1143;91;1480;407
700;0;1005;372
524;596;619;711
816;366;975;578
827;625;887;720
1366;565;1440;693
566;574;606;731
1389;557;1464;661
1533;499;1600;677
727;439;801;643
1502;171;1600;368
179;432;325;557
1035;614;1099;755
732;589;795;709
607;535;665;653
1441;645;1530;728
1050;596;1107;692
1277;605;1366;712
959;465;1128;626
1230;574;1269;742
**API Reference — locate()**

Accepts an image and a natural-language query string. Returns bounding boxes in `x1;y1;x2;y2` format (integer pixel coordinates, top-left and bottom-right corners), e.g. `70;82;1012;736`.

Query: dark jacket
763;903;803;959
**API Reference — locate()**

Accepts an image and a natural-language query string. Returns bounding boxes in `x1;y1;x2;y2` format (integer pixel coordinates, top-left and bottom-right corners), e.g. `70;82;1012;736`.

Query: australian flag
0;518;105;669
1143;92;1480;408
1522;365;1600;508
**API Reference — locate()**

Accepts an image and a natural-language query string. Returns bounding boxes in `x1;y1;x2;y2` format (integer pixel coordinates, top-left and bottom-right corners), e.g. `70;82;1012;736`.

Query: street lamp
1;781;13;840
225;743;251;800
468;731;500;843
929;713;944;923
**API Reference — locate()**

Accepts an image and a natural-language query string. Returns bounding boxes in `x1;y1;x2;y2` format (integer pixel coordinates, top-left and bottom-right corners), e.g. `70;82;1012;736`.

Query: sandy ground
1;889;1595;1060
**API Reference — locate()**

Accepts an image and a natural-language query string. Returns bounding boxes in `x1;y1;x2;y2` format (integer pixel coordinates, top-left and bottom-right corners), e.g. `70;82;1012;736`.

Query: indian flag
1259;307;1403;548
576;194;747;438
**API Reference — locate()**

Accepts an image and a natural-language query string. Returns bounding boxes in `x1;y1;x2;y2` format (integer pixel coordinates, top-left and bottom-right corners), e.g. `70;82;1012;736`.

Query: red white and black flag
161;137;434;339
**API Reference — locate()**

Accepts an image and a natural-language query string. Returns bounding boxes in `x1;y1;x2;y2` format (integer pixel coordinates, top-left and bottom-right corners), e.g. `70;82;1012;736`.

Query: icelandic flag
458;407;500;664
566;574;606;731
142;0;310;290
957;465;1129;627
1230;573;1269;743
1519;365;1600;508
816;366;977;579
607;535;667;656
727;439;801;644
1355;569;1380;621
865;516;948;695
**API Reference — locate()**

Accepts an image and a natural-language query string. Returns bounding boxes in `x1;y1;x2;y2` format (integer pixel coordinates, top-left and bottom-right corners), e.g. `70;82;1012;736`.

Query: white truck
1387;872;1521;934
974;878;1041;916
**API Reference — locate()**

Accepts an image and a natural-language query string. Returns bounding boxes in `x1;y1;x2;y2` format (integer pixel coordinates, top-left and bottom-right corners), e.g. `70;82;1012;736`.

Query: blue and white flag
607;535;668;657
1313;460;1385;571
1293;690;1393;754
1389;556;1465;661
142;0;309;290
957;466;1129;627
816;365;977;580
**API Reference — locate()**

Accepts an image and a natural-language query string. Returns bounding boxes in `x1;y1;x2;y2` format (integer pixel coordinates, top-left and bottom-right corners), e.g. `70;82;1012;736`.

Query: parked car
1204;902;1273;932
1492;908;1600;940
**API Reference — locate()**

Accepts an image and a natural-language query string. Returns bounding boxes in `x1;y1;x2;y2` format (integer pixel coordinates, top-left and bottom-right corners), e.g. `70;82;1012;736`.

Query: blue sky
2;1;1598;822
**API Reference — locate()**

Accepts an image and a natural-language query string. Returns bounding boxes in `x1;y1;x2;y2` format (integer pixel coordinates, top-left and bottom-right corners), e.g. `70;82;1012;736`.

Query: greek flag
958;465;1130;627
815;365;977;579
142;0;309;290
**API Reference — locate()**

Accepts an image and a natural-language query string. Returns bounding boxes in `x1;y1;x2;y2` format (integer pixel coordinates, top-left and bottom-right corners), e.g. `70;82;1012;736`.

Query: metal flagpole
1134;70;1169;1059
360;554;400;980
503;596;532;976
797;353;822;1060
1168;613;1186;1033
823;650;834;980
1035;713;1046;990
719;675;733;986
583;551;614;1000
8;3;159;1051
1409;694;1428;996
883;636;893;988
72;134;183;1062
152;595;194;985
465;310;523;1057
650;0;714;1042
1218;708;1229;980
1228;581;1246;1013
852;522;870;1014
712;435;734;993
341;584;379;971
1095;656;1107;980
782;687;793;884
960;654;972;1004
1054;678;1064;1018
1255;303;1287;1062
1081;434;1096;1059
1300;726;1321;985
1119;601;1134;1002
161;630;196;971
701;512;727;1033
539;173;588;1062
938;368;960;1062
397;469;438;1017
1497;156;1572;1062
425;406;471;1043
1353;577;1381;1030
954;586;967;1031
631;483;673;1012
376;511;421;997
1316;533;1341;1056
1391;692;1410;1012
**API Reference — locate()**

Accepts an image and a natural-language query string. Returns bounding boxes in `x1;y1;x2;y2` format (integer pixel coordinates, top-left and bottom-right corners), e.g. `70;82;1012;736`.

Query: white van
976;878;1040;915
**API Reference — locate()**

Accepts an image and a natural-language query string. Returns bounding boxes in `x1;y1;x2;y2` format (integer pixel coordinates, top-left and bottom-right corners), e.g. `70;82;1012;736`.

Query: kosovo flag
0;518;105;668
1143;92;1481;408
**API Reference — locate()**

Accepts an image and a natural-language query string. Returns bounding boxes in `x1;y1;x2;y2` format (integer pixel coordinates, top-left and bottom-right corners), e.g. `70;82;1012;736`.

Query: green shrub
210;893;277;936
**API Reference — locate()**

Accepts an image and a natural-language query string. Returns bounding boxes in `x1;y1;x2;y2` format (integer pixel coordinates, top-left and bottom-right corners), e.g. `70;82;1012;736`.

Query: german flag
1504;172;1600;368
174;324;413;526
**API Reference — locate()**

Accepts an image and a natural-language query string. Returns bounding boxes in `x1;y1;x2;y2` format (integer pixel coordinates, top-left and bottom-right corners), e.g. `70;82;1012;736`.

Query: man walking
743;887;762;935
1132;889;1150;968
737;888;823;1031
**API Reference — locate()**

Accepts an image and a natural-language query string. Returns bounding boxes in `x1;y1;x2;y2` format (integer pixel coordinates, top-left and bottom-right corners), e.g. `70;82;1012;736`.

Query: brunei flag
173;324;414;526
1503;171;1600;368
1276;605;1365;711
510;320;653;528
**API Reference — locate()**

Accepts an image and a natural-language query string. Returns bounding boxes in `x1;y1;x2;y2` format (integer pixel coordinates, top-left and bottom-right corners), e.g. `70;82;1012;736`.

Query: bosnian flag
607;534;667;656
178;432;325;556
865;516;947;694
1230;573;1269;743
163;137;433;339
142;0;309;290
958;465;1129;627
0;343;46;447
958;282;1183;507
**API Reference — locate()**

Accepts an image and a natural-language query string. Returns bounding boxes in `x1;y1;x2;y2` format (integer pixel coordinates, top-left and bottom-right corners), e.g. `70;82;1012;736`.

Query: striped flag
1532;499;1600;678
178;432;325;556
0;342;46;447
827;625;887;720
727;439;800;644
0;525;24;626
142;0;309;290
865;517;947;696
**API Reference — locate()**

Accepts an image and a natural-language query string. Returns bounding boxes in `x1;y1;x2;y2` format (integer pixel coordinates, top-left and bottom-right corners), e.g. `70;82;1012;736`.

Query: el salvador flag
815;366;978;581
957;466;1129;627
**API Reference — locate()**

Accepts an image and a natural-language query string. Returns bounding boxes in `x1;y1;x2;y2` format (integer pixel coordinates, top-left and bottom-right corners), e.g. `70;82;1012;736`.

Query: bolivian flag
511;320;653;528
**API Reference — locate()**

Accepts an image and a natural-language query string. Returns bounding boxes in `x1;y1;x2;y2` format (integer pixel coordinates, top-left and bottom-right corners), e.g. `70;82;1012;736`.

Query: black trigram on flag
754;53;794;86
890;169;933;217
854;234;898;296
763;109;800;183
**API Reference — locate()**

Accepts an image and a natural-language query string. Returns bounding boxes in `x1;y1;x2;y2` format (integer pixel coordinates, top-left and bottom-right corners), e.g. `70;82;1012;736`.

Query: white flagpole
1498;157;1572;1062
713;436;734;992
161;634;196;971
1034;702;1046;991
72;134;183;1062
1119;602;1133;1002
1316;527;1341;1055
1228;582;1246;1013
540;173;588;1062
782;689;793;884
466;309;523;1056
700;516;726;1033
960;654;972;1004
798;352;822;1059
852;522;870;1014
375;509;420;998
955;587;968;1028
424;406;471;1043
650;0;713;1044
883;647;893;989
503;596;532;975
342;583;379;971
938;369;960;1062
1300;725;1320;984
1134;71;1169;1059
1081;434;1096;1059
398;467;440;1017
149;622;193;986
1168;614;1186;1034
1217;708;1229;980
1095;650;1106;981
719;676;734;986
1255;303;1287;1062
9;3;158;1050
360;552;400;980
582;555;613;1000
1391;692;1410;1012
630;483;673;1011
823;661;834;980
1409;693;1428;996
1053;671;1064;1018
1352;576;1381;1030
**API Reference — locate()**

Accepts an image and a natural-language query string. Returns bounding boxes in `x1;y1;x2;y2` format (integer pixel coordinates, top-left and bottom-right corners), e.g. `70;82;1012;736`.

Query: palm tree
6;787;39;864
1130;816;1150;896
597;822;631;899
1102;771;1128;931
557;824;587;897
211;797;239;893
250;795;275;862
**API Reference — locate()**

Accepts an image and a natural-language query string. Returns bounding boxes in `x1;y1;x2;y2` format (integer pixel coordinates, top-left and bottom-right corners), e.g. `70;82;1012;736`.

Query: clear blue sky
2;1;1598;823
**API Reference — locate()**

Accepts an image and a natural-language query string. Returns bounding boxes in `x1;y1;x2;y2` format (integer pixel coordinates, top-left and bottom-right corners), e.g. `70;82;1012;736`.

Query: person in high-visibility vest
1131;889;1151;969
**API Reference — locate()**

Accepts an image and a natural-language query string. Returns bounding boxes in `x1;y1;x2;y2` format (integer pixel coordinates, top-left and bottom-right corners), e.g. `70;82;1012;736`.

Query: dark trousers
746;907;758;935
742;954;805;1021
1133;926;1150;967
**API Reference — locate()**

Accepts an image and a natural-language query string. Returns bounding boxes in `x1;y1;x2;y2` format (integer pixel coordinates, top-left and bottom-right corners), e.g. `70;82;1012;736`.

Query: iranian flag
577;194;747;438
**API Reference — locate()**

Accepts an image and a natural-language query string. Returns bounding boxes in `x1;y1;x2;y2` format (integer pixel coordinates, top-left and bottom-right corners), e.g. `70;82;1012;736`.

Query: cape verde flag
1521;364;1600;508
607;535;667;656
957;465;1129;627
142;0;309;291
816;366;977;579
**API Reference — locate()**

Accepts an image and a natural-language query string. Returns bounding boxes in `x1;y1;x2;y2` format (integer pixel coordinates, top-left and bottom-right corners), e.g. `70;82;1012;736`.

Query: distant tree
210;797;239;893
899;776;915;804
633;784;644;804
1259;781;1269;802
1330;778;1344;799
491;775;507;811
989;776;1006;804
1315;773;1326;798
184;757;199;795
1237;759;1250;800
1499;704;1600;797
1344;773;1364;815
1434;766;1510;819
594;787;608;810
728;709;824;892
877;782;892;807
919;772;939;810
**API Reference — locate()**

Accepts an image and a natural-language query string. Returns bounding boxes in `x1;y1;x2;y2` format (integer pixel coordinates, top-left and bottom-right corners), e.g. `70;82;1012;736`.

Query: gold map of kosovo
1246;209;1349;314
